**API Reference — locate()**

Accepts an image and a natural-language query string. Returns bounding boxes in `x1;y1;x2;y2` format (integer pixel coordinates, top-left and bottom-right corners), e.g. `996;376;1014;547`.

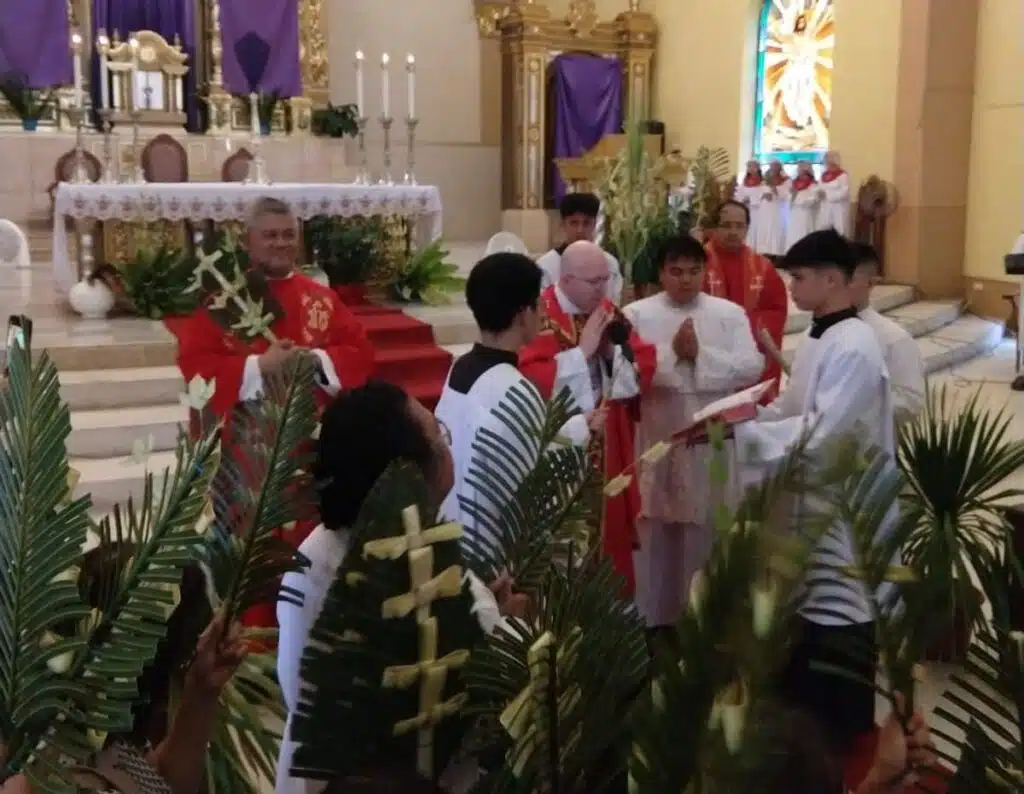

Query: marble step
783;284;915;335
68;403;187;459
61;365;184;411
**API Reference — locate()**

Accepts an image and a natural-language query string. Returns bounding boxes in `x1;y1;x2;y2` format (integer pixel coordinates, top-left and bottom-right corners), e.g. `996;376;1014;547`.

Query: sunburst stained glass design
753;0;835;163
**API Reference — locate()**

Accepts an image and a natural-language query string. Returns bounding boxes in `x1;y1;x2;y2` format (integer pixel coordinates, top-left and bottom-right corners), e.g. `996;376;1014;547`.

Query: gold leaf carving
299;0;328;93
567;0;598;37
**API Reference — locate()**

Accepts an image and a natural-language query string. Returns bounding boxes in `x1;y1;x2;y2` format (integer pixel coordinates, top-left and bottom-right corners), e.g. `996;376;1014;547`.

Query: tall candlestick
129;35;139;112
249;91;260;137
380;52;390;119
354;50;365;117
97;31;110;111
405;54;415;120
70;32;84;110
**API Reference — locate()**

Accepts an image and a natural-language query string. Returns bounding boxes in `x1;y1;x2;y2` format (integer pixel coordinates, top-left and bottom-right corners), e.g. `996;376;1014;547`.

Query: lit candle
406;54;415;120
354;50;365;117
129;35;139;112
97;31;110;111
70;32;84;109
380;52;390;119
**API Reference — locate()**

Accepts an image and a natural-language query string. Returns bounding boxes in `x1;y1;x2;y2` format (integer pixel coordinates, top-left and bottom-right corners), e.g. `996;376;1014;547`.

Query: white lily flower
124;434;155;466
180;375;216;412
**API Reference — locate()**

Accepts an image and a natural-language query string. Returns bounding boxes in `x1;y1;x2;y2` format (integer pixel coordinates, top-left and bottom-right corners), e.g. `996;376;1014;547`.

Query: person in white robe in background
276;382;517;794
734;229;896;756
536;191;623;304
734;160;766;250
786;161;822;250
818;150;852;235
850;241;925;421
624;234;764;629
754;160;790;258
436;252;592;545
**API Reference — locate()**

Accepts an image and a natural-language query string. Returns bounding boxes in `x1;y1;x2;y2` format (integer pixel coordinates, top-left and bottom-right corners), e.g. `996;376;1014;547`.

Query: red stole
792;174;816;191
743;174;763;187
518;287;656;595
821;168;845;183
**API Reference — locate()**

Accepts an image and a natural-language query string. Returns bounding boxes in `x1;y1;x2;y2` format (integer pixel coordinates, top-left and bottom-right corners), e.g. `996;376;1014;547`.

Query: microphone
606;313;635;364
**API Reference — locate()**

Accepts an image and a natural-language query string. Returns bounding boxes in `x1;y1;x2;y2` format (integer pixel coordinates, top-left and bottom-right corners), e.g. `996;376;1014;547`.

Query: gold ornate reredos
298;0;329;102
473;0;656;47
567;0;598;38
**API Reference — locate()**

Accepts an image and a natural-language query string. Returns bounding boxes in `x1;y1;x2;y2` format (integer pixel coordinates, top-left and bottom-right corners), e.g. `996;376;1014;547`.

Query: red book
672;381;772;446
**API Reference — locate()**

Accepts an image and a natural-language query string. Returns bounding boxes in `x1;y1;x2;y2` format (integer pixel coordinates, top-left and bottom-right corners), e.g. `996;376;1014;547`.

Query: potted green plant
311;102;359;138
304;215;385;304
0;72;56;131
898;384;1024;662
111;243;201;319
389;239;465;305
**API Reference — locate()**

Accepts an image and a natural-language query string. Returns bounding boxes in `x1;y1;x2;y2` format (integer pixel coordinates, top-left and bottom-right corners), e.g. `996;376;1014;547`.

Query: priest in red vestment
519;241;656;594
703;199;789;403
174;197;375;628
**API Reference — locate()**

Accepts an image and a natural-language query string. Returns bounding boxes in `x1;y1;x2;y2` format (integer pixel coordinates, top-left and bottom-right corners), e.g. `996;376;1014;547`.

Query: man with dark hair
850;242;924;420
436;253;591;543
703;198;789;402
732;228;897;759
624;234;763;629
536;192;624;303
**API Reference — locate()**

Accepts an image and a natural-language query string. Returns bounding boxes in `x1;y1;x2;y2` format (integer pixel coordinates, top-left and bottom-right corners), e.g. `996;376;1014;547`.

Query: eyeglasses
568;274;610;288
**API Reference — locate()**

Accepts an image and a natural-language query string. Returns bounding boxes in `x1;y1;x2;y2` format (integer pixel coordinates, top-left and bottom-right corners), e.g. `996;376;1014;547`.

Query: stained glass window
753;0;836;164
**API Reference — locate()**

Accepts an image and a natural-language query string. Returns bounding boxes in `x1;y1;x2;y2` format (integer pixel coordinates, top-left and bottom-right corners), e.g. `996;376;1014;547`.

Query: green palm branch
465;551;646;794
898;384;1024;634
201;354;318;628
458;383;595;595
630;425;827;794
290;462;484;788
0;321;220;793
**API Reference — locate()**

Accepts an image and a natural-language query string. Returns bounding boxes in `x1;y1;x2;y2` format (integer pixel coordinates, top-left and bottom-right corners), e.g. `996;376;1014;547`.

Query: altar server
624;234;764;628
753;160;790;258
536;192;624;303
734;228;895;755
786;161;822;249
818;150;852;236
436;252;591;544
850;242;925;421
734;160;766;249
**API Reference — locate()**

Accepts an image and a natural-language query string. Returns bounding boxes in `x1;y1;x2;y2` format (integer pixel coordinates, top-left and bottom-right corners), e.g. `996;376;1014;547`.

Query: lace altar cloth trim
53;182;443;222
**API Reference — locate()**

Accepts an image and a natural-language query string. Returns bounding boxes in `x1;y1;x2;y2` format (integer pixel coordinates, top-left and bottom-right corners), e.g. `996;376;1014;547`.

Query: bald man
519;240;657;595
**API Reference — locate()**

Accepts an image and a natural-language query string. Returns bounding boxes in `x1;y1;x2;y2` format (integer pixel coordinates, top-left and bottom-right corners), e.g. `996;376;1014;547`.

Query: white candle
354;50;365;117
129;36;139;112
250;91;260;136
97;32;110;110
380;52;390;119
406;54;415;120
70;32;83;109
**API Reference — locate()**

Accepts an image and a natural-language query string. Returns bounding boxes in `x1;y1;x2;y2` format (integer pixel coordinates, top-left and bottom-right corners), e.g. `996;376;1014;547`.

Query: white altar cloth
52;182;444;293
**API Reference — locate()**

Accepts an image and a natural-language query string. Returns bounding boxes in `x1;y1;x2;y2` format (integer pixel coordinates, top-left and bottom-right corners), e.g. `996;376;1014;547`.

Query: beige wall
326;0;501;241
963;0;1024;282
650;0;901;181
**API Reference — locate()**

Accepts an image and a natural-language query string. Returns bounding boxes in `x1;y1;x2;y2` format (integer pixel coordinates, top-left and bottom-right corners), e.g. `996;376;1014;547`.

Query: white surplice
818;171;852;235
436;345;589;547
754;180;791;256
858;307;925;421
786;184;823;249
536;248;624;304
734;181;764;249
624;292;764;626
547;285;641;414
734;313;898;627
275;526;503;794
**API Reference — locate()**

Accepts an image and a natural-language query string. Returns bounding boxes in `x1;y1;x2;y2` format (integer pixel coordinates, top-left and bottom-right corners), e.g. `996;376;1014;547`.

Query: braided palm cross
364;506;470;779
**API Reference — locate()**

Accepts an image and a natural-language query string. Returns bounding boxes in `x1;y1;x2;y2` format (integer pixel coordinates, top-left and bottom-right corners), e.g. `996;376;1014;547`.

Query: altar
52;181;443;292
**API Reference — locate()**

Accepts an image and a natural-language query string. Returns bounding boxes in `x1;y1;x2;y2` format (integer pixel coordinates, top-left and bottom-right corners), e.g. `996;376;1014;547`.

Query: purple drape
550;53;623;201
0;0;72;87
219;0;301;97
90;0;200;131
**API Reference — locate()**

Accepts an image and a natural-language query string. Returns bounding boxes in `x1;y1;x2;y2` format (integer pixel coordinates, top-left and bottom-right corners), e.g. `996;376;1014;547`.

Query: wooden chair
221;148;254;182
141;133;189;183
47;149;102;219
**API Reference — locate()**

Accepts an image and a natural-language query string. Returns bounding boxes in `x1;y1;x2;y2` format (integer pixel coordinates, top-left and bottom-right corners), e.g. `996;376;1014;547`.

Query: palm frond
290;462;484;787
465;551;646;794
201;354;318;626
0;322;220;793
459;383;594;595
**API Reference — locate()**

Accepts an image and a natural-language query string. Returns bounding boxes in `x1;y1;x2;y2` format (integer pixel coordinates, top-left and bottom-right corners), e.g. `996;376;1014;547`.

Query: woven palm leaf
290;463;484;788
0;318;220;794
200;353;318;627
458;383;595;596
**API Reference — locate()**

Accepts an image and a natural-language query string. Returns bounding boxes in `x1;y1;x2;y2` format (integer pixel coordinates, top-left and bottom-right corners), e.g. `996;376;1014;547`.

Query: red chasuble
518;286;656;595
703;241;788;403
174;271;375;630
